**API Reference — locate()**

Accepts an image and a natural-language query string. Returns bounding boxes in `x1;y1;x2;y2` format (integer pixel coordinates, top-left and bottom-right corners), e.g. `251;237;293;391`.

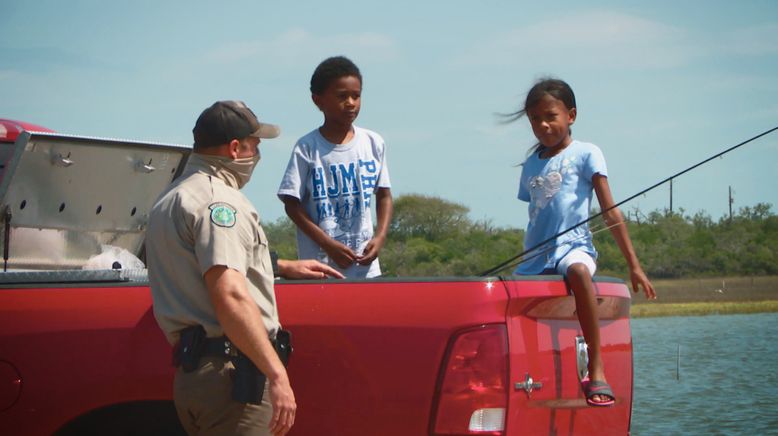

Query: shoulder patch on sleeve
209;202;237;227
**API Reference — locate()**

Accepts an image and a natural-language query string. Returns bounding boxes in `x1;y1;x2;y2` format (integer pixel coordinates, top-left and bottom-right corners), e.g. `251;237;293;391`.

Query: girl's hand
324;240;358;269
629;266;657;300
357;235;386;265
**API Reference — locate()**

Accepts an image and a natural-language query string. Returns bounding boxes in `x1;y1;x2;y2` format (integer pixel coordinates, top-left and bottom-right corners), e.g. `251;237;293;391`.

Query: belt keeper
222;339;238;357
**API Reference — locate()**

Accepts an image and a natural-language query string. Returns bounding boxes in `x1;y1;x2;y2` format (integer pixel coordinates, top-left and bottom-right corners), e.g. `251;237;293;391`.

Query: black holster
174;326;293;405
233;330;293;404
231;351;265;404
173;325;207;372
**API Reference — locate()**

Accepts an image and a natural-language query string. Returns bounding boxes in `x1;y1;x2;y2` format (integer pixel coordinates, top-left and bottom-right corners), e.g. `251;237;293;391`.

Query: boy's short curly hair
310;56;362;95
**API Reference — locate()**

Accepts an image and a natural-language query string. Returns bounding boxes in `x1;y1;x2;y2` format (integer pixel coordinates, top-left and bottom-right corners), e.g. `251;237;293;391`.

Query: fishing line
489;220;623;275
479;124;778;277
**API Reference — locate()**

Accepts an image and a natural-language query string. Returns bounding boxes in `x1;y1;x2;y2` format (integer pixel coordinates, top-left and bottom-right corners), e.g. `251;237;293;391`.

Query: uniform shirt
514;140;608;275
277;126;391;278
147;154;279;344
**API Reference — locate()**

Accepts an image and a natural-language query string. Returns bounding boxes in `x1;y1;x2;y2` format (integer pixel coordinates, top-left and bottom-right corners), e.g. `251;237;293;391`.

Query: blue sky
2;0;777;229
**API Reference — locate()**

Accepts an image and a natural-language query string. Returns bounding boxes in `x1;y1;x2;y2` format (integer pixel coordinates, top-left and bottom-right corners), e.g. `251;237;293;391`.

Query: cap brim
251;122;281;139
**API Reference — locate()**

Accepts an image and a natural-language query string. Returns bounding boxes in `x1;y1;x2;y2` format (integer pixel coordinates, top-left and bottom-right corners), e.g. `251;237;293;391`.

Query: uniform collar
183;153;241;189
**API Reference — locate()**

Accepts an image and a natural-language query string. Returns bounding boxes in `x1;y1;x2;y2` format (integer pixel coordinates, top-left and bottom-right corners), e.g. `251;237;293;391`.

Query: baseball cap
192;100;281;148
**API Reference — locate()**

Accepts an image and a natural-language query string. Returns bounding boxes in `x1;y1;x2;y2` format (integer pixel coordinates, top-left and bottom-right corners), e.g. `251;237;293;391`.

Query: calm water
631;312;778;435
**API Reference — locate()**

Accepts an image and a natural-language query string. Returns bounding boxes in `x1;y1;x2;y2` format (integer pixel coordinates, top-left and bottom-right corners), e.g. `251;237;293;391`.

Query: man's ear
568;107;577;125
227;139;241;159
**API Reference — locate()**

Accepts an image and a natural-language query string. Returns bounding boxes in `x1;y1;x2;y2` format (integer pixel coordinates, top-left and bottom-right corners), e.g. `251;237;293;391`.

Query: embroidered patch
209;203;237;227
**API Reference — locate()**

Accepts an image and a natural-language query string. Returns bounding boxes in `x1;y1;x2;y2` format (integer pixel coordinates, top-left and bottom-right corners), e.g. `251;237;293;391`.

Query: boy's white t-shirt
278;126;391;278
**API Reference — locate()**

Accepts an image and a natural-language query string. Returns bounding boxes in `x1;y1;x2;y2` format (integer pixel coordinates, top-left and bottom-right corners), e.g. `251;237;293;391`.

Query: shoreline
630;300;778;318
625;275;778;317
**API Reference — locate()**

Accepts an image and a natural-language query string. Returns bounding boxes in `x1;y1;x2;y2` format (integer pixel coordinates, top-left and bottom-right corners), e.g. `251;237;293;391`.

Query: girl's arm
592;174;657;299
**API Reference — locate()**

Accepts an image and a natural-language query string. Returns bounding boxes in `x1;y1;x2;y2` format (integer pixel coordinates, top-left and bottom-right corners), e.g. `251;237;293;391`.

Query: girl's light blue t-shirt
514;140;608;275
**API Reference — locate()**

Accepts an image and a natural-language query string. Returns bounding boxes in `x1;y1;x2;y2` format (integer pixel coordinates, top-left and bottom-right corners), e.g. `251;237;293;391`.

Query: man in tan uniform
147;100;342;436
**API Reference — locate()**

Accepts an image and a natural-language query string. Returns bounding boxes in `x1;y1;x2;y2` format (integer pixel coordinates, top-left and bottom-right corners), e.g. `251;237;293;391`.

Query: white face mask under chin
223;153;261;189
191;152;261;189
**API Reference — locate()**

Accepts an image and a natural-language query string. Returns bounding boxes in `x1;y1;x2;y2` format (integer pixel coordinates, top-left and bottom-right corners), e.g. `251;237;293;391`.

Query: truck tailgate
501;276;632;435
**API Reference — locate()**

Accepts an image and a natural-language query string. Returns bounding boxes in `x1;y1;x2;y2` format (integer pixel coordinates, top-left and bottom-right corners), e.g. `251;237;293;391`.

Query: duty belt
200;336;242;358
174;326;292;369
173;326;292;405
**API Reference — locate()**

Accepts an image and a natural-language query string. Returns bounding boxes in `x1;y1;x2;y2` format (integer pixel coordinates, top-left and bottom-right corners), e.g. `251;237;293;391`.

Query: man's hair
310;56;362;95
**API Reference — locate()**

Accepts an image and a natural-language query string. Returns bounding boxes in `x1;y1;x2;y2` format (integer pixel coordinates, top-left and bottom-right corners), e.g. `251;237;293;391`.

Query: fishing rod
479;124;778;277
501;220;624;274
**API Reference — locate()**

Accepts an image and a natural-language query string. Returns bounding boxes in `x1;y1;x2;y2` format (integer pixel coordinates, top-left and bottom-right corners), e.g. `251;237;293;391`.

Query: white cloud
721;23;778;56
695;71;778;93
0;70;21;80
454;10;778;72
454;10;698;70
201;28;400;67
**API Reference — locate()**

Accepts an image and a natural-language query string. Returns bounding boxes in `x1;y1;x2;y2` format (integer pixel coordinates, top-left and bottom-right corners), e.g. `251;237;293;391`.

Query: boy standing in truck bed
278;56;392;278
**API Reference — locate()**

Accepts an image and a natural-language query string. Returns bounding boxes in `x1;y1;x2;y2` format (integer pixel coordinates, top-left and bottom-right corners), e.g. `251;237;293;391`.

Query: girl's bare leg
566;263;609;403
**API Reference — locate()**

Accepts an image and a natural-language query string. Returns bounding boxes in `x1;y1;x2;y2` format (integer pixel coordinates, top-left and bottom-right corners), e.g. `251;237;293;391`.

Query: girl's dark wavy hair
501;77;577;156
310;56;362;95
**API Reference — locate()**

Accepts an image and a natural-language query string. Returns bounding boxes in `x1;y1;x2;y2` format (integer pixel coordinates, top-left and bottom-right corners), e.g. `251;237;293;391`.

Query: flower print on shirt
527;155;577;222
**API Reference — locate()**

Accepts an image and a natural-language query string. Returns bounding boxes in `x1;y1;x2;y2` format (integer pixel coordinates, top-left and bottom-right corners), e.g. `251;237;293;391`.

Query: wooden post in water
676;344;681;381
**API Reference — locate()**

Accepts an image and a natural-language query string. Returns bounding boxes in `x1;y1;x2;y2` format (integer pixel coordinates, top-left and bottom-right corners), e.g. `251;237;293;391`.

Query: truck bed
0;272;632;436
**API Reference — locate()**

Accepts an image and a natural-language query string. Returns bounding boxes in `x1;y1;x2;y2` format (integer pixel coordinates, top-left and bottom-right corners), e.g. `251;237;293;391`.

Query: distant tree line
264;194;777;279
594;202;777;278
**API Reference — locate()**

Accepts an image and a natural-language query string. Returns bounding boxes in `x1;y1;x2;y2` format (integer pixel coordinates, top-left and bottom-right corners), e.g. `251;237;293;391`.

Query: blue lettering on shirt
327;165;340;198
359;159;378;198
312;167;326;199
312;158;380;221
361;175;377;197
339;163;359;195
359;159;376;173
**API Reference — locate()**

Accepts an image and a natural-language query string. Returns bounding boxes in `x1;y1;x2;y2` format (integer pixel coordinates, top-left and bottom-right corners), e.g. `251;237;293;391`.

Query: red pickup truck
0;120;634;435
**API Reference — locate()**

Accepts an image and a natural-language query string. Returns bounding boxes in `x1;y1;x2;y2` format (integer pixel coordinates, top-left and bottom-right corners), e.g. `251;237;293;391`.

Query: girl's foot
582;379;616;407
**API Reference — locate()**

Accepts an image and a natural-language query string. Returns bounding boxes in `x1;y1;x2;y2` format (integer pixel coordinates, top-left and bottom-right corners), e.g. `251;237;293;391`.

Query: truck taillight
0;361;22;411
432;324;508;435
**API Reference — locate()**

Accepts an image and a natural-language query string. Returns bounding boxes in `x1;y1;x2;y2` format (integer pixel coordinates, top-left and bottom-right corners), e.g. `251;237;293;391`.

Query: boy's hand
324;240;358;268
357;235;385;265
629;266;656;300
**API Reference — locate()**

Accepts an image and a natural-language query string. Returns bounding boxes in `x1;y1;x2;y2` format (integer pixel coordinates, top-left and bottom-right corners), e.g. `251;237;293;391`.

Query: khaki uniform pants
174;357;272;436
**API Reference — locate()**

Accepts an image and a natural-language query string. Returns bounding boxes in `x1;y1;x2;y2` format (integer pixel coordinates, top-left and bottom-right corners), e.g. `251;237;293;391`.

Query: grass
631;300;778;318
629;275;778;317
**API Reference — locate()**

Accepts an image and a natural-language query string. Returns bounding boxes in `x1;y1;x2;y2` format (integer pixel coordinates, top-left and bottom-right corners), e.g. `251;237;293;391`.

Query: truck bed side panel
0;285;174;435
276;278;508;436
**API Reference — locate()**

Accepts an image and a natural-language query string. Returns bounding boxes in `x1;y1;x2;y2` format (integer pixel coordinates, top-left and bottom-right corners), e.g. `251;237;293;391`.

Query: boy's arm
280;195;357;269
358;187;393;265
592;174;656;299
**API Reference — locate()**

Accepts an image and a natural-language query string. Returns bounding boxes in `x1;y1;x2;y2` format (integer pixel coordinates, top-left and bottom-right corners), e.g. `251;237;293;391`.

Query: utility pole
669;178;673;215
729;186;734;222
